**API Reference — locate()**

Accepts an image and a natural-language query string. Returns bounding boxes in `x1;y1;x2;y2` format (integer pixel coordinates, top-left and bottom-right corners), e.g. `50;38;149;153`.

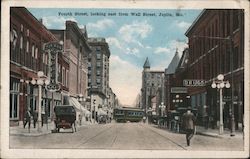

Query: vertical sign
44;42;63;92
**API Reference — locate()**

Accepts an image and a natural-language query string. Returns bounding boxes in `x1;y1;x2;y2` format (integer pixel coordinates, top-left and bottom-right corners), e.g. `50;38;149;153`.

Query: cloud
126;47;139;55
42;16;77;29
106;37;122;49
168;39;188;54
109;55;141;105
87;19;115;31
154;47;171;54
118;20;153;43
175;20;191;30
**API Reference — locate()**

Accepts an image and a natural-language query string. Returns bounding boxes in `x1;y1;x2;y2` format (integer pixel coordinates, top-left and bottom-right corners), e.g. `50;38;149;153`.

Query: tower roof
166;49;181;74
143;57;150;68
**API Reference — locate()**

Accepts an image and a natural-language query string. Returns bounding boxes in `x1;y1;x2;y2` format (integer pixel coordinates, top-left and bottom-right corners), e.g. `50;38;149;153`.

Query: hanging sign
44;42;63;92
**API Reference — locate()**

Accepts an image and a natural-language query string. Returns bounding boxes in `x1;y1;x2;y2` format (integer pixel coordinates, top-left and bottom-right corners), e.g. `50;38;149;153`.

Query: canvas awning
69;97;91;116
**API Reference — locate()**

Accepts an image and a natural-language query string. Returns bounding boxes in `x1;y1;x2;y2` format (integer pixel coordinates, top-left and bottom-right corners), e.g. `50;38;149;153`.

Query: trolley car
113;107;144;122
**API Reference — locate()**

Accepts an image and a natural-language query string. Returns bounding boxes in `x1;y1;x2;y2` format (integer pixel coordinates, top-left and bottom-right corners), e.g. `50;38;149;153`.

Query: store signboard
171;87;187;93
183;79;206;87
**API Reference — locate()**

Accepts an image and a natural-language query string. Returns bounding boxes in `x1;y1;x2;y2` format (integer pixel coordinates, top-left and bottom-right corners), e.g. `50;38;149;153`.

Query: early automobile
54;105;76;133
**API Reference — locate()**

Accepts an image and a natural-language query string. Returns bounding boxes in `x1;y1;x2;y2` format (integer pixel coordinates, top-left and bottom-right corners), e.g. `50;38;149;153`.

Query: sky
28;8;202;106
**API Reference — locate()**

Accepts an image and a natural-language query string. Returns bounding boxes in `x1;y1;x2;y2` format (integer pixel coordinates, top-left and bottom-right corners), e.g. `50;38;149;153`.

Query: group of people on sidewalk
23;109;38;130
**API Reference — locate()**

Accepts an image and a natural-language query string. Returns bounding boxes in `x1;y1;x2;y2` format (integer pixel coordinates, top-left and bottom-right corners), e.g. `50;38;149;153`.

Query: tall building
185;9;244;129
87;37;110;121
141;57;165;116
50;21;91;98
10;7;64;125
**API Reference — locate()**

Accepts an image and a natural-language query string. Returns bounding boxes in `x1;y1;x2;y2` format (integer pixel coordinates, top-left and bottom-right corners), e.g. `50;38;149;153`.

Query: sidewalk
195;126;244;139
10;120;93;137
10;122;55;137
149;124;243;139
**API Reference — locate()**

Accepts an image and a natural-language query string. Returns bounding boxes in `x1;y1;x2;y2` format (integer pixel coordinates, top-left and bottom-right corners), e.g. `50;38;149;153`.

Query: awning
69;97;91;116
98;109;107;116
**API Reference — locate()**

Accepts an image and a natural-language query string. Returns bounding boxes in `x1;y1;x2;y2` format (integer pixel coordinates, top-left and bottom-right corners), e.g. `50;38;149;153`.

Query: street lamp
211;74;230;135
159;102;166;117
30;71;50;132
192;35;235;136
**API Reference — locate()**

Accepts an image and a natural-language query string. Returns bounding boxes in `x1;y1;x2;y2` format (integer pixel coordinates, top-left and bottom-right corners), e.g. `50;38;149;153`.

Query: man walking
24;109;31;131
182;107;196;146
33;110;38;128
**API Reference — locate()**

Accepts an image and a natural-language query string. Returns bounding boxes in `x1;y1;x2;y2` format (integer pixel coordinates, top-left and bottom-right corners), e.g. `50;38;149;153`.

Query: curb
10;131;52;137
196;131;222;138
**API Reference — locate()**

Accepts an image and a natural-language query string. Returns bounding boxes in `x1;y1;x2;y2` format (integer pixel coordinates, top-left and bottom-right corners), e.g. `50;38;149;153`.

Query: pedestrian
182;107;196;146
33;110;38;128
23;109;31;130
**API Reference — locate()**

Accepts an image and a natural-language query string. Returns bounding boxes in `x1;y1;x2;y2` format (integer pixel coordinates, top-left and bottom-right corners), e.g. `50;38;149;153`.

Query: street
10;122;243;151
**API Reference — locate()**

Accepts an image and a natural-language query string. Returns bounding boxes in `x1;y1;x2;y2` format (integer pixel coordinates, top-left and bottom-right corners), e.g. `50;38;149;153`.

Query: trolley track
74;124;113;148
140;124;187;150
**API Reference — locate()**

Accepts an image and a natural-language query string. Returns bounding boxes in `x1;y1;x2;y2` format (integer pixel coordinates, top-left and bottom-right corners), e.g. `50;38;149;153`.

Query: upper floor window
20;35;23;49
35;48;38;59
26;40;29;53
32;44;35;57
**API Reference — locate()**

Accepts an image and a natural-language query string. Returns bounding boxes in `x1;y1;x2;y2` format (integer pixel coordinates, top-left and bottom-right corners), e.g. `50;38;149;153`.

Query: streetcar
113;107;144;122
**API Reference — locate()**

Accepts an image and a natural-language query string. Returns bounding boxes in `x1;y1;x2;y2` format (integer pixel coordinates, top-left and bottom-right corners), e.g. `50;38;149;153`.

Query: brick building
10;7;66;125
50;21;91;98
185;9;244;129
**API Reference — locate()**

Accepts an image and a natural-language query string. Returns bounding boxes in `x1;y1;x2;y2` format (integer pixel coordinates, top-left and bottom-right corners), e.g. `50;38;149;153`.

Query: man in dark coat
24;109;31;129
33;111;38;128
182;107;196;146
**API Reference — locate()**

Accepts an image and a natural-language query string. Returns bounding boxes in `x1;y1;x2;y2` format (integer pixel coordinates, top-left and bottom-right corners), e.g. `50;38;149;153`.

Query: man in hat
182;107;196;146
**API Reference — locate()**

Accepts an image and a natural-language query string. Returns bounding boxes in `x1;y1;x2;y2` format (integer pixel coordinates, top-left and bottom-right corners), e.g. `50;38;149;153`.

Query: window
21;24;23;32
97;70;100;76
66;69;69;87
97;54;101;60
96;46;101;51
35;48;38;59
27;29;29;37
97;78;101;84
10;78;19;119
97;62;101;67
62;67;65;85
26;40;29;53
233;46;239;69
20;36;23;49
32;44;35;57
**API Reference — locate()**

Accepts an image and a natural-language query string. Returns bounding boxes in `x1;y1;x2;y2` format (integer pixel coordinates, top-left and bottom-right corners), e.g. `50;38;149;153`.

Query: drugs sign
183;79;206;87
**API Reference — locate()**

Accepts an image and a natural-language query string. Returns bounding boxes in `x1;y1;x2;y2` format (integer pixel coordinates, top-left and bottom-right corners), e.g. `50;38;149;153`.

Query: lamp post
31;71;50;132
159;102;166;117
192;35;235;136
211;74;230;135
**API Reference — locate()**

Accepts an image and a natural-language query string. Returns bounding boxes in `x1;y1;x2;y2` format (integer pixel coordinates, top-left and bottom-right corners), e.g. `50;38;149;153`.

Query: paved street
10;122;243;151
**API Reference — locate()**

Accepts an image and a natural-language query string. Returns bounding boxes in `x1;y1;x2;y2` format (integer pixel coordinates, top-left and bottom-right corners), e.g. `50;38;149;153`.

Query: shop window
233;46;239;69
10;78;19;119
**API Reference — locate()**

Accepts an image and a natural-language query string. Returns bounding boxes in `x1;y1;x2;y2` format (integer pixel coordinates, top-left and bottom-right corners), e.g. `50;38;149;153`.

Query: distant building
87;37;110;121
141;57;164;116
164;49;182;113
